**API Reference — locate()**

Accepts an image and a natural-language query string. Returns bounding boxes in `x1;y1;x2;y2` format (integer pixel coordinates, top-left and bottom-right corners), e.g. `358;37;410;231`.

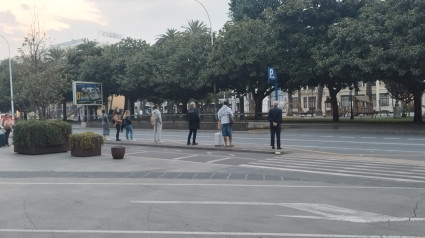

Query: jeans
126;124;133;140
187;129;197;143
153;123;162;142
115;124;121;140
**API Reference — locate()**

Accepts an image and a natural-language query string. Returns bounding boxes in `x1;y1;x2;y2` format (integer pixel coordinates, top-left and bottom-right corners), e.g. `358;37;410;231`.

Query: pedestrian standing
268;101;283;149
217;100;234;147
122;110;134;141
187;102;200;145
152;104;163;143
2;114;13;147
113;110;122;141
101;109;110;141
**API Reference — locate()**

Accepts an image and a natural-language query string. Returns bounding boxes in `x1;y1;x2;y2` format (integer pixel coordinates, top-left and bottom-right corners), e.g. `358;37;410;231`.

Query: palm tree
44;47;65;61
155;28;180;44
182;20;209;35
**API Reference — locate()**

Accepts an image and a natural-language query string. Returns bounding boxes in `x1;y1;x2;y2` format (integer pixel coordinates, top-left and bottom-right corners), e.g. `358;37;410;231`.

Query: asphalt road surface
0;126;424;237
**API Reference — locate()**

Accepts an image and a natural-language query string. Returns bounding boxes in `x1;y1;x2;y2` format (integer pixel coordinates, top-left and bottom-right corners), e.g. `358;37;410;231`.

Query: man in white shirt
217;101;234;147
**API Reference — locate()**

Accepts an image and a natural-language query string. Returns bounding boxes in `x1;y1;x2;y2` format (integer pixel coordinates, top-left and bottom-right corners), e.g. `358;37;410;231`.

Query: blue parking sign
268;67;277;83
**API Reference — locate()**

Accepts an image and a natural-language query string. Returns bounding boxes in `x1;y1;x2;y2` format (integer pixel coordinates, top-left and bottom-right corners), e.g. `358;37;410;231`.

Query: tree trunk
413;91;423;123
254;98;263;119
328;86;340;122
287;93;293;116
316;86;323;116
239;95;244;114
366;82;372;101
62;100;67;121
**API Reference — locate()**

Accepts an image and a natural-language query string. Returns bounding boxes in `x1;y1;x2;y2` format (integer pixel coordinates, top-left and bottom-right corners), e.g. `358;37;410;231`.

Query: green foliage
229;0;281;21
13;120;72;147
69;131;104;150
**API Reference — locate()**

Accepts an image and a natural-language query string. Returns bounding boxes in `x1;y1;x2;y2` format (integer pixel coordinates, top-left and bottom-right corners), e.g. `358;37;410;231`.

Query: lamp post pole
0;34;14;118
193;0;217;115
350;88;354;120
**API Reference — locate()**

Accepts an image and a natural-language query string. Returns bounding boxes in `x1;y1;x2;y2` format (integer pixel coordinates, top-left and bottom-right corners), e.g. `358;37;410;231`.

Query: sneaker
277;146;282;150
272;146;275;149
192;142;198;145
116;139;121;141
187;142;191;145
158;140;164;143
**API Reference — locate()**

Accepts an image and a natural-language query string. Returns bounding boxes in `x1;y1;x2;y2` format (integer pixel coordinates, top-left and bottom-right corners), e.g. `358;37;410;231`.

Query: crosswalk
242;156;425;183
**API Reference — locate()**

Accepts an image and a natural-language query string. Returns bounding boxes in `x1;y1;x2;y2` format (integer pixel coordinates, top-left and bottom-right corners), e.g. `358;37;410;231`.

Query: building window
341;95;350;107
309;96;316;110
303;97;308;108
380;93;389;107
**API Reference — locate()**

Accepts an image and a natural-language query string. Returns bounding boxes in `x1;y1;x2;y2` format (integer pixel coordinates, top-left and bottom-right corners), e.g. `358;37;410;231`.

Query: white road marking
0;182;423;189
207;157;233;163
384;137;401;140
0;229;421;237
173;154;199;160
285;144;425;154
130;201;425;223
241;164;425;183
408;138;425;141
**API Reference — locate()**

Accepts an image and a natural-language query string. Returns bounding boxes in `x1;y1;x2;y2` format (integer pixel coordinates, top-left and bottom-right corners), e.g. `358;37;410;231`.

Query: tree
207;18;282;116
360;0;425;123
155;28;180;44
229;0;282;21
182;20;209;35
152;27;213;112
14;18;67;119
0;59;15;113
271;0;366;122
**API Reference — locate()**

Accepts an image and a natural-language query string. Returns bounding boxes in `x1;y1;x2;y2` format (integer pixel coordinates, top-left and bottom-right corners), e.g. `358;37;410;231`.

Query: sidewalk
104;138;276;154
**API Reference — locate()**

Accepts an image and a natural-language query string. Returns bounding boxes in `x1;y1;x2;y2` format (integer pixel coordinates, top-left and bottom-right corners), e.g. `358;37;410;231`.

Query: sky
0;0;231;59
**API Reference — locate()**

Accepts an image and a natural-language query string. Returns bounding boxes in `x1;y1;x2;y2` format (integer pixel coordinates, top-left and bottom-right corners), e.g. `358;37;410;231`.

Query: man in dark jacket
187;102;200;145
268;101;283;149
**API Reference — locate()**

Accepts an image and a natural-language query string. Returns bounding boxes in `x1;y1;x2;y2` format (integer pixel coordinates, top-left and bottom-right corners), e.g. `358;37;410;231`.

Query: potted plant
14;120;71;155
69;132;104;157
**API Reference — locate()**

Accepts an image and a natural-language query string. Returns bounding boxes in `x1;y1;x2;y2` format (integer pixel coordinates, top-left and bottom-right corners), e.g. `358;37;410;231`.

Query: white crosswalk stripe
242;156;425;183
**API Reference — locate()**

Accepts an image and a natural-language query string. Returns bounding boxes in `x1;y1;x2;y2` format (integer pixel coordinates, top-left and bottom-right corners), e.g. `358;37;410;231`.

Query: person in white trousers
152;104;163;142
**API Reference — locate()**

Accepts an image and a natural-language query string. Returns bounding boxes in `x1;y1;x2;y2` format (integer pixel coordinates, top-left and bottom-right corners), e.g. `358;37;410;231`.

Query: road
0;126;424;237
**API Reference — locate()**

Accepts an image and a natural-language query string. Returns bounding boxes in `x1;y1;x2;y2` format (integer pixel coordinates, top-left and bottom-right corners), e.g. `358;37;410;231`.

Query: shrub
13;120;72;147
69;132;104;150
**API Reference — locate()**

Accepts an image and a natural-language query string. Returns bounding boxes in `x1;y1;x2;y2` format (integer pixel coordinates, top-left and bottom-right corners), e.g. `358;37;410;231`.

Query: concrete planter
14;145;68;155
111;146;125;159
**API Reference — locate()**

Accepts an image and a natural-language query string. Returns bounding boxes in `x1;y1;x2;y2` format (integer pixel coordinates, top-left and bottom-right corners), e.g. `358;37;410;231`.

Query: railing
79;113;271;122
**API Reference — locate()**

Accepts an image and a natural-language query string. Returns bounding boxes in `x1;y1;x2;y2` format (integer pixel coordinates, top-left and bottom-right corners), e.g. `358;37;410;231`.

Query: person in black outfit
187;102;200;145
268;101;283;149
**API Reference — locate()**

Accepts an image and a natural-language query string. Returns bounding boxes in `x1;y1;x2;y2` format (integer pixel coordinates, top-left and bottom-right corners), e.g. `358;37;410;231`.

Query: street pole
193;0;217;115
0;34;15;118
350;88;354;120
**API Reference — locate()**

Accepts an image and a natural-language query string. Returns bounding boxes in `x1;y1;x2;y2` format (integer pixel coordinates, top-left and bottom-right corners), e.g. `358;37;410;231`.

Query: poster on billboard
72;81;103;105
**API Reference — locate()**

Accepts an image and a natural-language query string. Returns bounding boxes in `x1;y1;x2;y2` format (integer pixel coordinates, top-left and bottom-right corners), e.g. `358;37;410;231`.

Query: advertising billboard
72;81;103;105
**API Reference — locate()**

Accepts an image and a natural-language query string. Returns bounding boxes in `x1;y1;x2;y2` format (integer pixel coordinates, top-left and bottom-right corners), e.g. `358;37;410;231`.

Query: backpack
150;113;157;126
187;108;197;122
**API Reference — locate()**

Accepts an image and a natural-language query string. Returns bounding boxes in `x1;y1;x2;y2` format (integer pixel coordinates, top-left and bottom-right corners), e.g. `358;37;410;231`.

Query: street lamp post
0;34;14;118
193;0;217;115
194;0;213;46
350;88;354;120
